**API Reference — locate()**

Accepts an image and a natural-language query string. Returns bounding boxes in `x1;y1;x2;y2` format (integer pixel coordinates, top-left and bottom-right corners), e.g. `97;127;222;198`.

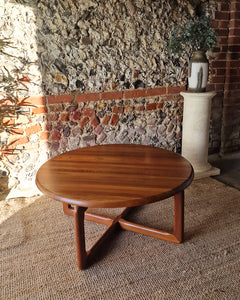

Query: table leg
173;191;184;243
74;206;88;270
119;192;184;244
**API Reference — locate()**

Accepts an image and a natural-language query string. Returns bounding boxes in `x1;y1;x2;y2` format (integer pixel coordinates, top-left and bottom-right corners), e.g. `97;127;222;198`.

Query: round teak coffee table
36;144;194;269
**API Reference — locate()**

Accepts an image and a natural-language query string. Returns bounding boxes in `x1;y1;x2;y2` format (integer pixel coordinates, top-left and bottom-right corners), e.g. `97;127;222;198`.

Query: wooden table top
36;144;194;208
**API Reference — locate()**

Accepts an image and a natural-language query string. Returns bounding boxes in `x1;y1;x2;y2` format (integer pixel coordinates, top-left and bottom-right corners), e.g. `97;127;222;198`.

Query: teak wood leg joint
62;191;184;270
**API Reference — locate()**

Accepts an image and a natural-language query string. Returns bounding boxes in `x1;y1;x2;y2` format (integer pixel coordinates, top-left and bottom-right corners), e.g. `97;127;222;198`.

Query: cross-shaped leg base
63;191;184;270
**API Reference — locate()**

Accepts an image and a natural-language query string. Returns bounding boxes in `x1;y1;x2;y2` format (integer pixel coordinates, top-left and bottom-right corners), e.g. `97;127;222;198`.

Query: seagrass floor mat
1;178;240;299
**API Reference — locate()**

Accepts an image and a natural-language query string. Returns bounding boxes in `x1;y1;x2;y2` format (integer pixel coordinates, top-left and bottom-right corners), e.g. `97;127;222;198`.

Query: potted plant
167;15;217;92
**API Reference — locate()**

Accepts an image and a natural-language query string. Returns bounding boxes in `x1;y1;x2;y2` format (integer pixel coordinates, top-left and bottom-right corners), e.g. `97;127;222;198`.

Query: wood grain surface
36;144;194;208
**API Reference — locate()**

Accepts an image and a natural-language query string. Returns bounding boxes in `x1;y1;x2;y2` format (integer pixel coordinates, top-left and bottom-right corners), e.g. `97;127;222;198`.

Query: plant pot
188;51;209;92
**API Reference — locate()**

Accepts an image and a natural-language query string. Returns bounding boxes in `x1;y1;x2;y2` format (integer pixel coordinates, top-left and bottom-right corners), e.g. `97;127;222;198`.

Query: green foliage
0;37;29;158
167;15;217;57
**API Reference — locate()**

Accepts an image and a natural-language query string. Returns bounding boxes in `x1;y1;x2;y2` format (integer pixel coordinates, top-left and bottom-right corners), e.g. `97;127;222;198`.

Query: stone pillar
180;91;220;179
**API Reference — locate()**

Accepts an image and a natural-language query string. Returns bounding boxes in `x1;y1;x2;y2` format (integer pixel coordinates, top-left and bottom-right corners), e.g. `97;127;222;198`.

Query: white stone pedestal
180;91;220;179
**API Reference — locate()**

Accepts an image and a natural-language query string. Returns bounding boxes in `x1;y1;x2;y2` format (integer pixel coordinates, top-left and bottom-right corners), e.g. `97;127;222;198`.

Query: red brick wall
210;0;240;154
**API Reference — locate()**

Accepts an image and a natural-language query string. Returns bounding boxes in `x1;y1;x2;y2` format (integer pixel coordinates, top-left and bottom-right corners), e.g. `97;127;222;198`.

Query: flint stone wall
1;0;216;95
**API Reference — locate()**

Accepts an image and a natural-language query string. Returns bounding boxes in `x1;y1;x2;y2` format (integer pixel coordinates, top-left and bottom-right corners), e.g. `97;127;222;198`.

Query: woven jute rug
1;178;240;299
